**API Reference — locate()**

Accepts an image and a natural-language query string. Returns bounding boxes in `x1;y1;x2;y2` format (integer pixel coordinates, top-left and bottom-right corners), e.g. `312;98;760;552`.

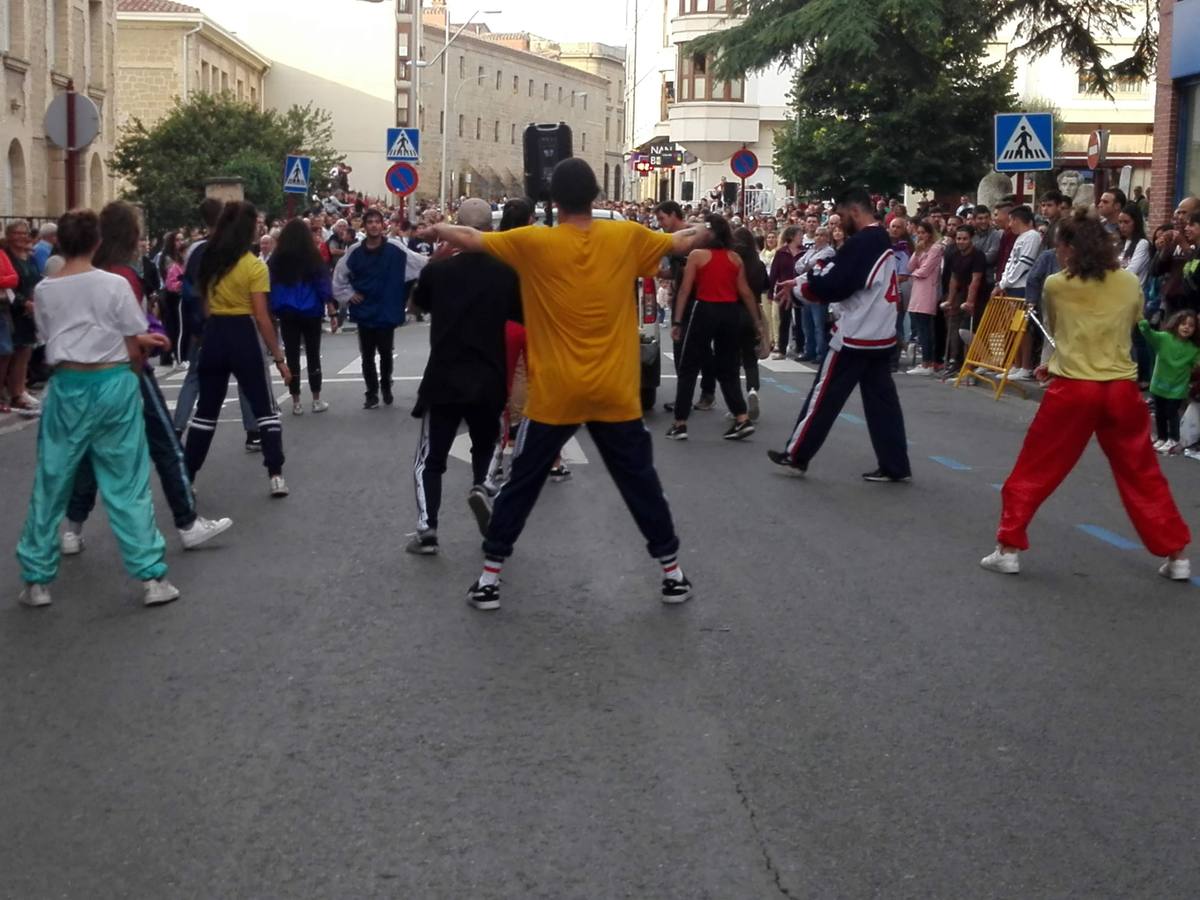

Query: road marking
760;376;801;395
450;433;589;465
761;357;817;375
337;355;400;375
1075;524;1142;551
929;455;972;471
839;412;865;426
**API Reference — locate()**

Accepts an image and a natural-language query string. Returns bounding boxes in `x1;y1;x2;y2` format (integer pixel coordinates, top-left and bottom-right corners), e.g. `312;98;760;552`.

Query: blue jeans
802;303;827;359
910;312;936;364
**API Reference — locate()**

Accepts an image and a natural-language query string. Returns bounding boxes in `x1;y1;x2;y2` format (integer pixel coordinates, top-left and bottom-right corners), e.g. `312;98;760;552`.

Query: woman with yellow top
981;209;1191;582
184;202;292;497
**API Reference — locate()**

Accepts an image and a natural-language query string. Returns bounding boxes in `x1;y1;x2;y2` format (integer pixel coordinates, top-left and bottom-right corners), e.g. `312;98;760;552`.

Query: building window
677;46;742;102
544;82;549;100
250;85;257;106
459;55;465;78
1077;70;1146;96
237;79;244;100
679;0;730;12
571;90;576;107
0;0;8;53
221;71;229;93
529;78;534;97
1180;82;1200;201
605;117;610;141
88;0;103;84
582;133;587;152
496;69;502;90
458;114;464;137
201;61;210;95
476;117;481;139
478;65;485;84
558;86;563;103
440;110;445;134
511;123;516;144
494;120;499;142
583;94;588;110
513;74;519;93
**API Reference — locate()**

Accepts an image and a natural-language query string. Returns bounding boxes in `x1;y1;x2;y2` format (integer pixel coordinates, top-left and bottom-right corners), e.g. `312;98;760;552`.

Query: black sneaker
549;464;571;482
665;423;688;440
467;580;501;611
723;419;755;440
694;394;716;411
244;432;262;453
382;385;394;406
467;486;492;538
766;449;807;477
363;394;380;410
661;575;693;605
663;402;675;413
862;468;911;483
405;531;439;555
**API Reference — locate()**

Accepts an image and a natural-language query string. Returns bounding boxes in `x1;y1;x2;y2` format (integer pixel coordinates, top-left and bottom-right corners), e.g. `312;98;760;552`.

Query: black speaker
722;182;739;205
680;181;694;202
523;123;573;203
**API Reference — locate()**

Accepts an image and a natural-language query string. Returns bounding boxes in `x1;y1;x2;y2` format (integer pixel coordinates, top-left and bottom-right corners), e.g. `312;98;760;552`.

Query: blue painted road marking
929;456;972;471
1075;524;1142;552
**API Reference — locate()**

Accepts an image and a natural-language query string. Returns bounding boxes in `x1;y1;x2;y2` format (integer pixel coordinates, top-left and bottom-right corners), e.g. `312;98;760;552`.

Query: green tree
753;4;1016;196
111;92;342;235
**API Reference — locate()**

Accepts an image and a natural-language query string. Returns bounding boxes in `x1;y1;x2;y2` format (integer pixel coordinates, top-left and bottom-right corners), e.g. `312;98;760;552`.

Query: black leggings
158;291;181;365
739;305;760;392
674;300;747;420
1155;395;1183;442
279;313;323;397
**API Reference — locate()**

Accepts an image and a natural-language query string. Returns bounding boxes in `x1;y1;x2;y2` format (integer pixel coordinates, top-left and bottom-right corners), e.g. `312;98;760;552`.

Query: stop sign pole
66;80;77;209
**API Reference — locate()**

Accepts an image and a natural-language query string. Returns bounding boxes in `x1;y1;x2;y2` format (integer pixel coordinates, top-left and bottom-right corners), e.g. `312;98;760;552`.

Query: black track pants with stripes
782;345;911;477
412;403;499;532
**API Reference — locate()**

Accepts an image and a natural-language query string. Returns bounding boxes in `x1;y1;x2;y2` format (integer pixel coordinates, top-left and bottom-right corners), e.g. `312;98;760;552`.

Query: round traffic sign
44;92;101;151
1087;130;1104;171
385;162;419;196
730;149;758;180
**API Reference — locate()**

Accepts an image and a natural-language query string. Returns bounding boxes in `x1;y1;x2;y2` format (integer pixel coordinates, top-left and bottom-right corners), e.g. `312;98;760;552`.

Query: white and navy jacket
800;224;898;352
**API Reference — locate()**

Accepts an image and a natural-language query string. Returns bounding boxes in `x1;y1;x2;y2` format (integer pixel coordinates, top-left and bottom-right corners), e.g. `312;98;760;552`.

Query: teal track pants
16;366;168;584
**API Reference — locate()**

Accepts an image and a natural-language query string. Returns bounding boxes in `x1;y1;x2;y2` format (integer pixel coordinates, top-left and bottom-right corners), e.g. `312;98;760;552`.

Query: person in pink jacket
905;219;944;376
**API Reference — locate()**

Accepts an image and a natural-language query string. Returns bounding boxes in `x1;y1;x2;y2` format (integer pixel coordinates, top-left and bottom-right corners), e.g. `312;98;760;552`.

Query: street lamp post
415;6;502;212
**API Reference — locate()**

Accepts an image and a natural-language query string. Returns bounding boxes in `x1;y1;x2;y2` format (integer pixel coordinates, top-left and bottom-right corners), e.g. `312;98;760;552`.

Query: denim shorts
0;309;13;356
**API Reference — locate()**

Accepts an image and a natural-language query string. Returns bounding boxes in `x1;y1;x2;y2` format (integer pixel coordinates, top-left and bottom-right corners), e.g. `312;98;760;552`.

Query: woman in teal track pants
15;209;182;610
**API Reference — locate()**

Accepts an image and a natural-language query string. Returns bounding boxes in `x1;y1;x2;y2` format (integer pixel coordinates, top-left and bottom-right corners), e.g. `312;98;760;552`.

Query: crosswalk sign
283;155;311;194
386;128;420;161
994;113;1054;172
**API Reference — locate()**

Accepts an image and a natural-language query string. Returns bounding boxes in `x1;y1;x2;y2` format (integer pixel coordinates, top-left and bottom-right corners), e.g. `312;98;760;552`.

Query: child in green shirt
1138;311;1200;453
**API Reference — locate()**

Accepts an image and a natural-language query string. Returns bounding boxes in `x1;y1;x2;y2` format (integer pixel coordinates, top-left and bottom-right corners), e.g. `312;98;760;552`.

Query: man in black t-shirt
944;224;987;370
406;199;521;556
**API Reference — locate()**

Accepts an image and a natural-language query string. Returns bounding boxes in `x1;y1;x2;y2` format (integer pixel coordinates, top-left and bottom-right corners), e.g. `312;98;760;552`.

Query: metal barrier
954;295;1030;400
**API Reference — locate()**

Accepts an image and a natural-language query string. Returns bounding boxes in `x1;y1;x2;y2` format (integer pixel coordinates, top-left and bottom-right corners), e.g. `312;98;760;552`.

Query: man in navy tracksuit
332;208;426;409
768;188;912;482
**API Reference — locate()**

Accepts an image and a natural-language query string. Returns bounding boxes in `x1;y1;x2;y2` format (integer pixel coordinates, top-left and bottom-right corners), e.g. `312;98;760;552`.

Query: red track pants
997;377;1191;556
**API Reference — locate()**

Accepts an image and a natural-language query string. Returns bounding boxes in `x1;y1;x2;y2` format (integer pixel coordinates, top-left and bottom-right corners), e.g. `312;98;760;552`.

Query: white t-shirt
34;268;149;365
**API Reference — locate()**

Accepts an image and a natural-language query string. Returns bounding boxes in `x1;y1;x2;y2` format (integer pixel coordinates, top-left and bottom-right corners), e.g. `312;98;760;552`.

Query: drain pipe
181;22;203;99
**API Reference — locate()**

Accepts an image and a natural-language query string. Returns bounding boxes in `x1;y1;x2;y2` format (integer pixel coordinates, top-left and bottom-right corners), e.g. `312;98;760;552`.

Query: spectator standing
270;219;335;416
768;226;804;359
157;231;184;367
1138;312;1200;453
31;223;58;274
905;220;944;375
1097;189;1127;235
2;220;42;415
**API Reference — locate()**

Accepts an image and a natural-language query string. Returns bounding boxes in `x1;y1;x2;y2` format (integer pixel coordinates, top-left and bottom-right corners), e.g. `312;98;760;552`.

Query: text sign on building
994;113;1054;172
649;144;684;168
283;155;311;195
386;128;420;161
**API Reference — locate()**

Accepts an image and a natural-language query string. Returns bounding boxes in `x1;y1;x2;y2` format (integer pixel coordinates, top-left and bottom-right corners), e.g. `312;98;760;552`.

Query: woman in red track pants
981;210;1192;581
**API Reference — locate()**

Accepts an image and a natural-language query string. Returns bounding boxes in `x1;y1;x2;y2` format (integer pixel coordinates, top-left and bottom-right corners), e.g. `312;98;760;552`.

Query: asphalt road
3;322;1200;899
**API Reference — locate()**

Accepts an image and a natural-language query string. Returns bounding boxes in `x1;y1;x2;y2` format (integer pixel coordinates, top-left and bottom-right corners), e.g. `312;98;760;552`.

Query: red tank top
694;250;739;303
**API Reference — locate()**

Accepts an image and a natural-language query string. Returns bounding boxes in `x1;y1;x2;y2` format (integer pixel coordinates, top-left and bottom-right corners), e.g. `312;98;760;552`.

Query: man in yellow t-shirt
422;158;705;611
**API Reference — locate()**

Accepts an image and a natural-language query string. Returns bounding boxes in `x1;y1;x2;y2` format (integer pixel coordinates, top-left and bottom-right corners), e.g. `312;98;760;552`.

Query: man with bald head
1153;195;1200;314
405;198;521;556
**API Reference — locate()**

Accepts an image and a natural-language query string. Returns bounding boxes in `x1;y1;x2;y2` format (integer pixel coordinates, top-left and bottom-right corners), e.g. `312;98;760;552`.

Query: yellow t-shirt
1044;268;1140;381
481;220;673;424
209;253;270;316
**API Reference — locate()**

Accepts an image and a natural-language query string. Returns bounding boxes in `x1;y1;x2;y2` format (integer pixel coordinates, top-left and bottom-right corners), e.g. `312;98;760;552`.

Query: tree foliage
111;93;342;235
749;4;1017;196
700;0;1156;97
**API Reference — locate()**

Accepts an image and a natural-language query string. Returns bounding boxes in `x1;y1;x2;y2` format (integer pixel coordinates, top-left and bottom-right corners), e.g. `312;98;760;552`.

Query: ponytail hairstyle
705;213;733;250
197;201;258;313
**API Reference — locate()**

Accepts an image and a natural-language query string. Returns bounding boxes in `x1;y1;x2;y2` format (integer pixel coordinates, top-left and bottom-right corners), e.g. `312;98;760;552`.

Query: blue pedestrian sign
283;154;311;194
386;128;420;161
994;113;1054;172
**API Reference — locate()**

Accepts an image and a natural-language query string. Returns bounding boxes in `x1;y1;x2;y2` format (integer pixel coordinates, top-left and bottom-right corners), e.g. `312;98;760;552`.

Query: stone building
1;0;119;217
408;1;613;203
115;0;270;134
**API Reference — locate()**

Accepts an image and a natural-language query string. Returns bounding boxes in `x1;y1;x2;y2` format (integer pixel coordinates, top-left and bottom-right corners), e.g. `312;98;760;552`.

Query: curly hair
92;201;142;270
1164;310;1200;347
1055;208;1117;281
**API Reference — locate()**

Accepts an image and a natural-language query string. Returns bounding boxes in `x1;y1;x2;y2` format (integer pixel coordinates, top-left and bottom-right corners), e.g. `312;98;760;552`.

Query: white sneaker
312;399;329;413
1159;558;1192;581
179;515;233;549
906;365;932;376
980;547;1020;574
1157;439;1177;455
292;400;304;416
1008;368;1032;381
16;392;41;410
60;527;84;556
269;475;290;497
19;583;52;607
142;578;181;606
1153;438;1168;452
747;388;760;421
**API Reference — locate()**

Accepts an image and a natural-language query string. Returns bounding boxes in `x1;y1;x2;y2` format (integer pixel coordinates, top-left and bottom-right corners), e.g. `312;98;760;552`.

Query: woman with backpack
269;219;336;416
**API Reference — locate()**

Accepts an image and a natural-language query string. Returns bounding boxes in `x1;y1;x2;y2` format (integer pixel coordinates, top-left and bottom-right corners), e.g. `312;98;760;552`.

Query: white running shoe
980;547;1020;574
60;527;84;556
1157;439;1178;455
747;388;760;421
1159;558;1192;581
143;578;181;606
1153;438;1167;452
292;400;304;416
179;515;233;550
269;475;290;497
312;399;329;413
16;392;41;410
1008;368;1032;381
19;583;52;607
906;365;933;376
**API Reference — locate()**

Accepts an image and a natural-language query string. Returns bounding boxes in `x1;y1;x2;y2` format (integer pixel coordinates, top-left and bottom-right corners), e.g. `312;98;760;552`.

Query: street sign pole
739;177;746;219
65;80;77;210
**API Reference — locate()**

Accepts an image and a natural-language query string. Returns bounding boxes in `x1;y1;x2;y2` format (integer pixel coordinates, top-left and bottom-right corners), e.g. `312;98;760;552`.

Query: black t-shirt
947;247;986;295
410;252;521;414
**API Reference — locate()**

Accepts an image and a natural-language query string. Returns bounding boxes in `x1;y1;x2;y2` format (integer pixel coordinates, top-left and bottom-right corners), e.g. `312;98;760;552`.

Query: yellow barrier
954;295;1030;400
